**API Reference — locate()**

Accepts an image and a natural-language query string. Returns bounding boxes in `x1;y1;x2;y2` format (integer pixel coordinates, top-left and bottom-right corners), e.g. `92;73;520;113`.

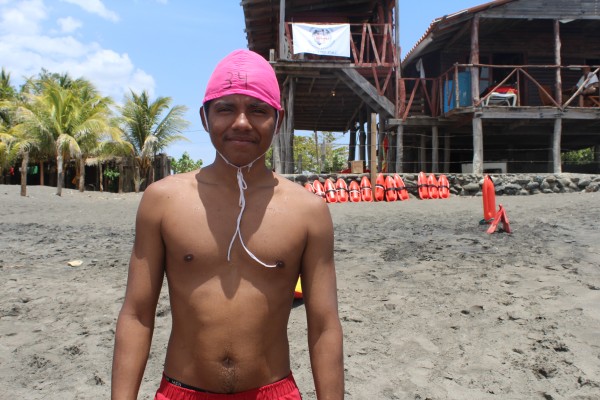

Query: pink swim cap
203;49;281;110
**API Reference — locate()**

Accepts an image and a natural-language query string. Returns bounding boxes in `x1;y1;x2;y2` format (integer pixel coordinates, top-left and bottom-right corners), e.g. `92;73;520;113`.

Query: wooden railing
400;64;600;120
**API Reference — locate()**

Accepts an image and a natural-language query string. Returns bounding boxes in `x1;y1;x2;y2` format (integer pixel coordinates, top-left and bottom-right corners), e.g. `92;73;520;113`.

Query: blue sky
0;0;484;165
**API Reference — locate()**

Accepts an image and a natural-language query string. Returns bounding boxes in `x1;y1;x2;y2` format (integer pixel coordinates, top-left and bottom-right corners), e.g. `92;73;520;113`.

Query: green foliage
171;151;202;174
294;131;348;173
563;147;593;163
103;167;120;180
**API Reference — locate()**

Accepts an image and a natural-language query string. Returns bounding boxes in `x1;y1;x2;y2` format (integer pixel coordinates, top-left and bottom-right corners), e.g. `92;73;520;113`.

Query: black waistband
164;374;211;393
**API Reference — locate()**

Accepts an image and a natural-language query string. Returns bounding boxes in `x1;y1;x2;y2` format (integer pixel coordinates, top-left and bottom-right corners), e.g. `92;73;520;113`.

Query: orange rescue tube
374;173;386;202
360;176;373;202
348;180;362;202
417;172;429;199
312;180;326;202
384;175;398;202
427;174;440;199
324;178;338;203
335;178;349;203
438;174;450;199
294;276;303;299
304;182;315;194
482;175;496;223
393;174;409;201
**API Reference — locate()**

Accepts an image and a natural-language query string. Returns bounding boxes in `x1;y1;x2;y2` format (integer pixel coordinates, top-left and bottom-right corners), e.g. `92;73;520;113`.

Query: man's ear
199;106;209;132
275;109;285;134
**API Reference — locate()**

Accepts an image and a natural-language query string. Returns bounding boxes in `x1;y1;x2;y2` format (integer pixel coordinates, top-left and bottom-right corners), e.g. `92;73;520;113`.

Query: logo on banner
311;28;333;49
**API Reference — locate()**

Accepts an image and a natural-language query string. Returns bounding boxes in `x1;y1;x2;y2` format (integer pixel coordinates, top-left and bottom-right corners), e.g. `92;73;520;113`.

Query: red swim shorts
154;372;302;400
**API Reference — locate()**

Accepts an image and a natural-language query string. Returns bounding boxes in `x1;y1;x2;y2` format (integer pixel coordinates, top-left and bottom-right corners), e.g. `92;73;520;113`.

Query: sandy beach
1;184;599;399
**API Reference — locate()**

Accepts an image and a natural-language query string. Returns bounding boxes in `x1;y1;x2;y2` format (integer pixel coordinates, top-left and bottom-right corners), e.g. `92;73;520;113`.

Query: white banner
292;23;350;58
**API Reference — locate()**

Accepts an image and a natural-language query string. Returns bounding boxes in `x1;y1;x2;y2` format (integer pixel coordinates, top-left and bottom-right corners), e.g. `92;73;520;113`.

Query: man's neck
208;155;271;186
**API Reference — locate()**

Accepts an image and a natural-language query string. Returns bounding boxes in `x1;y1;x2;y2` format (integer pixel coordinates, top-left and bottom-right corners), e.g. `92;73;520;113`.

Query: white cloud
57;16;82;33
67;49;155;101
0;0;47;35
60;0;118;22
0;2;154;101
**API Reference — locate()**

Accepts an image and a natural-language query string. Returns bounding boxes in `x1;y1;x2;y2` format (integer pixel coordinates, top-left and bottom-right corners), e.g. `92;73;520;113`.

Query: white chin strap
217;150;278;268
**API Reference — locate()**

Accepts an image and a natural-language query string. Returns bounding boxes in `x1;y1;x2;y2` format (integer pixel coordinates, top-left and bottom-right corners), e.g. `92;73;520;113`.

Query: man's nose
232;112;251;128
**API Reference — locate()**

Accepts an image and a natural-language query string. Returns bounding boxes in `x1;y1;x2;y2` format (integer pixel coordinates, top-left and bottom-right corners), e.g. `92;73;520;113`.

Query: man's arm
301;200;344;399
111;184;166;400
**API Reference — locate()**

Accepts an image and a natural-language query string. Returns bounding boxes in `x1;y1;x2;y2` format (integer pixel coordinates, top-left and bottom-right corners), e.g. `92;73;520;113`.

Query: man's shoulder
274;174;330;211
144;171;199;198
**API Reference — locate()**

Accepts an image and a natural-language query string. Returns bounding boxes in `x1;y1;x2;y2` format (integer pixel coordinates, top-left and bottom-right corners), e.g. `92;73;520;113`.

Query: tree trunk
56;154;64;196
118;162;124;194
20;151;29;197
78;157;85;192
99;162;104;192
39;160;45;186
149;159;155;185
134;161;141;193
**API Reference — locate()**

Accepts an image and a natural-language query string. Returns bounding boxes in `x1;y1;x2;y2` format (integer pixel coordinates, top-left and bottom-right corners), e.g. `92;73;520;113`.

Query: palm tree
3;125;40;196
0;68;16;184
120;90;189;192
17;74;115;196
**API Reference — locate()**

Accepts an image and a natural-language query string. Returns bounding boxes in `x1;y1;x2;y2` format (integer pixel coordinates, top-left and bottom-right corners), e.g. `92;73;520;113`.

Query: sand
1;184;599;399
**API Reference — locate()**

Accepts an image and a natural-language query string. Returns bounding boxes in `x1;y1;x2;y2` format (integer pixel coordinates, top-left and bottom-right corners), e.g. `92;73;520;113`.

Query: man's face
201;94;281;166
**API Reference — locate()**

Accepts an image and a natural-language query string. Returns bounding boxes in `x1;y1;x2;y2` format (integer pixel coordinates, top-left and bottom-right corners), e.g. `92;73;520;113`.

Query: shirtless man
111;49;344;400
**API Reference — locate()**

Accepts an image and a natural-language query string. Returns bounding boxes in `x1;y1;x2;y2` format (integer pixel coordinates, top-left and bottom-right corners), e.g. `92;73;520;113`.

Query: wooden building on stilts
242;0;400;175
242;0;600;176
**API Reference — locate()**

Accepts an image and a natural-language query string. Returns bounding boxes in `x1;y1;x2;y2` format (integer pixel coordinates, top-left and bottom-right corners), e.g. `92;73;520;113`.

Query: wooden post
431;125;439;173
370;112;377;185
420;134;426;172
444;134;450;173
285;78;295;173
470;14;480;104
314;131;320;173
554;19;562;104
367;112;372;168
472;116;483;174
359;110;366;164
273;118;282;173
348;126;357;163
471;14;483;174
377;114;384;172
553;118;562;174
279;0;285;60
389;133;396;173
395;124;403;173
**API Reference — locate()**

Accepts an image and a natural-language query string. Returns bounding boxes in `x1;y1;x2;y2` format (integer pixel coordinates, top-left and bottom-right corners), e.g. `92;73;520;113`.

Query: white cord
217;151;278;268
